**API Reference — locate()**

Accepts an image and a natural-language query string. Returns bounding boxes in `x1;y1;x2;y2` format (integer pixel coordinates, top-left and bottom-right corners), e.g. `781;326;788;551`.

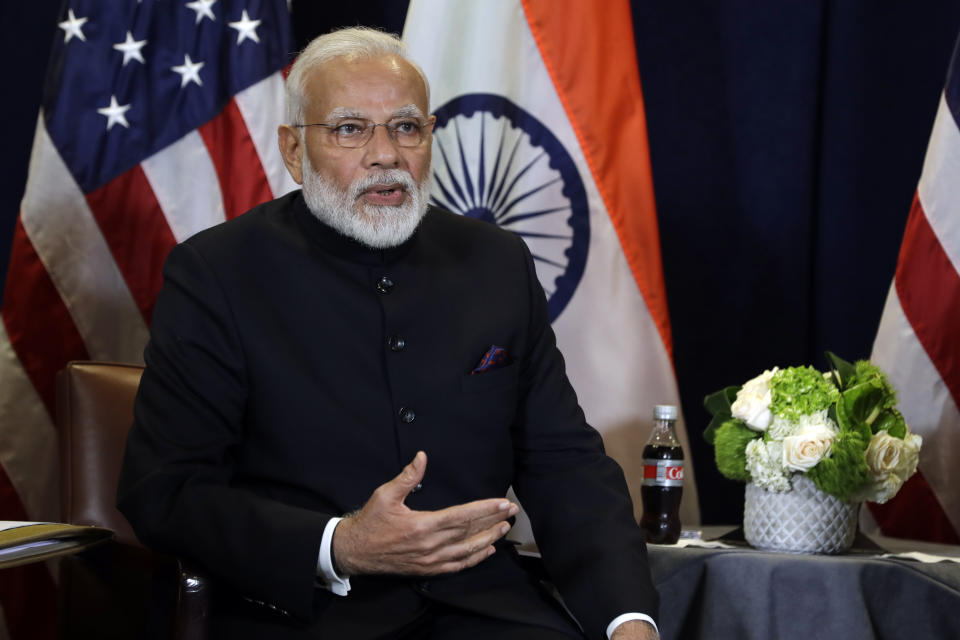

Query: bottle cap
653;404;678;420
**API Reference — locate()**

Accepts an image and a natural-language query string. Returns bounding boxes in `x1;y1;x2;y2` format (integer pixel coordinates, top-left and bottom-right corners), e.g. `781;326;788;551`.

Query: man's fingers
425;521;511;573
378;451;427;502
430;497;518;532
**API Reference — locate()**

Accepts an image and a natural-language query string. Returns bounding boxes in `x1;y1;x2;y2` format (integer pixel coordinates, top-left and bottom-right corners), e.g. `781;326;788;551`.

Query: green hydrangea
807;430;869;501
770;366;839;423
714;419;761;482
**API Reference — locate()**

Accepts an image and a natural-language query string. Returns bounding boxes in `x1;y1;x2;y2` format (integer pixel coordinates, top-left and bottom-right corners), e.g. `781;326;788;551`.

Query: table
649;527;960;640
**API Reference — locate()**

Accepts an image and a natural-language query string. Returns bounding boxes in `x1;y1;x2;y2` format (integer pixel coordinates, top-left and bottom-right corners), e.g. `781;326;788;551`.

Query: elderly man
118;27;659;640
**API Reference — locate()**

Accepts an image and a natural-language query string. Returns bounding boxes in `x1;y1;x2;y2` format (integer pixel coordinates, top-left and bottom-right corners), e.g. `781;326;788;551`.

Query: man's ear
278;124;304;185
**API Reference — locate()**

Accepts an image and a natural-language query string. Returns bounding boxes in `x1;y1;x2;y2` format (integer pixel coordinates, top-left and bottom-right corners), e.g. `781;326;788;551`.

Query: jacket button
387;335;406;352
415;579;430;592
398;407;416;423
376;276;394;293
411;482;423;493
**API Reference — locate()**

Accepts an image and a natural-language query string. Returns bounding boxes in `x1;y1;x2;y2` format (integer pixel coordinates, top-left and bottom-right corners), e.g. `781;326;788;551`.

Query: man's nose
363;124;400;167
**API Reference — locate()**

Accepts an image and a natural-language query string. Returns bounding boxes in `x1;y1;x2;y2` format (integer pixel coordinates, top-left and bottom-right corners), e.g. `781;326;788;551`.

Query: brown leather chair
56;361;210;639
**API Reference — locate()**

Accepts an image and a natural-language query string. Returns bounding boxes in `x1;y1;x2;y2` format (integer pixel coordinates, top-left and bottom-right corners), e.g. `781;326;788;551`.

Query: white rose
853;430;922;504
895;432;922;479
856;473;905;504
865;431;902;477
781;423;834;472
865;430;922;479
731;367;778;431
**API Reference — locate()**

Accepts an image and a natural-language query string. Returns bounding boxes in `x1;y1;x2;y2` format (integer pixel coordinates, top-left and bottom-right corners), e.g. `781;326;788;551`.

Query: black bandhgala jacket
117;190;657;639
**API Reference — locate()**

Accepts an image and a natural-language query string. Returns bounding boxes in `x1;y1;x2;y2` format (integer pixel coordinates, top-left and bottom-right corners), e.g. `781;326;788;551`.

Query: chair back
57;360;144;547
55;360;210;640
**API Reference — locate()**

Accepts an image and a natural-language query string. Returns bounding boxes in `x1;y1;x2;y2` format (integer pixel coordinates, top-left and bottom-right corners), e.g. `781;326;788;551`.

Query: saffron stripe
521;0;672;357
198;98;275;219
85;165;178;324
895;196;960;415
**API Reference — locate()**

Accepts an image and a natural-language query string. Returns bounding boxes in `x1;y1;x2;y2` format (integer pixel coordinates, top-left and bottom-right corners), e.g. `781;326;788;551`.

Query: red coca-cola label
642;459;684;487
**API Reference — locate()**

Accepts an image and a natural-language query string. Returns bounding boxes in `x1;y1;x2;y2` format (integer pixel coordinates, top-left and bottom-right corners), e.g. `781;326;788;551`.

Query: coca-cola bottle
640;404;684;544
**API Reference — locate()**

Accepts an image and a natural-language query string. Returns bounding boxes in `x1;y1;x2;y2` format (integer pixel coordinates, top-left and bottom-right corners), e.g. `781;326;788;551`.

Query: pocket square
471;345;508;375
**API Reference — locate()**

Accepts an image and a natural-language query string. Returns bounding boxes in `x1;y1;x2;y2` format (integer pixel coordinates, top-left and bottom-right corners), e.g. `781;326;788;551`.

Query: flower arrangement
704;352;922;503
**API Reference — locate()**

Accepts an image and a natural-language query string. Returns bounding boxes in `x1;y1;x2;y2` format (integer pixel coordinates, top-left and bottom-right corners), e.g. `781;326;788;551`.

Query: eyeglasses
292;116;435;148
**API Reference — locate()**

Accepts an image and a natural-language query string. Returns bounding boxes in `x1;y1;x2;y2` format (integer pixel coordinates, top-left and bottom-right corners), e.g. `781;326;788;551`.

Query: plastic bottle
639;404;684;544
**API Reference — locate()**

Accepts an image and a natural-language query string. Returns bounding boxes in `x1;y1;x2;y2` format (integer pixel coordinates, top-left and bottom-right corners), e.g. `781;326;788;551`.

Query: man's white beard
301;152;430;249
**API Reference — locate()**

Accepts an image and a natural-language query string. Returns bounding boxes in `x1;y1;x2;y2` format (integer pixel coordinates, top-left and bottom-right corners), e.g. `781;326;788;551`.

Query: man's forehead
305;54;428;117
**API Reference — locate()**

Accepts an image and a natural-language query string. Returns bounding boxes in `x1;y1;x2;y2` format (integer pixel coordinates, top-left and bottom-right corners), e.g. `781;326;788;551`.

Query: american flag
867;31;960;544
0;1;295;635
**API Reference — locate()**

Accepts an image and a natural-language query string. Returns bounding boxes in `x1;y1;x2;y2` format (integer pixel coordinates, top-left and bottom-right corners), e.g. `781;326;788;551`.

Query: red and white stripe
867;94;960;543
0;70;296;639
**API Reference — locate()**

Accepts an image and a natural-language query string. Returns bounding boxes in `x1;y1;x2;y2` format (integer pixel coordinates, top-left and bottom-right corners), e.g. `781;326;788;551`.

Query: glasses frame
292;116;436;148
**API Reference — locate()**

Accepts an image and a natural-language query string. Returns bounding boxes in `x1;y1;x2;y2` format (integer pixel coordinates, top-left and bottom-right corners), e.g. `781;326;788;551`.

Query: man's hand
610;620;659;640
332;451;518;576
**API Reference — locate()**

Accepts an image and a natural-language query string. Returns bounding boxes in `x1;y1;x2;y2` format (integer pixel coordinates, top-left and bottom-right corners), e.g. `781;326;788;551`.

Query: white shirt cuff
607;613;659;639
316;517;351;596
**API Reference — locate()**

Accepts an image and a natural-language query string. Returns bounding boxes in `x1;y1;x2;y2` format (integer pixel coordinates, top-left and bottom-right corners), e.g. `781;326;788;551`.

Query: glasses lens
390;119;423;147
333;120;372;148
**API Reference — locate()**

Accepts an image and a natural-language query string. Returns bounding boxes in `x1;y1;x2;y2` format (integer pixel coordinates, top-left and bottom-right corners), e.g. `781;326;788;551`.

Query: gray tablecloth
649;534;960;640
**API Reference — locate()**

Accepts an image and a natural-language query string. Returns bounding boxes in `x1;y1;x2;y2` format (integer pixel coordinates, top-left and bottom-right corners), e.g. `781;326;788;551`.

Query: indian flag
402;0;700;533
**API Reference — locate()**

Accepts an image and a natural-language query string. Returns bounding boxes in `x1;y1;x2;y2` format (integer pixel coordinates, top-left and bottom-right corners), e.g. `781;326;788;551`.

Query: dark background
3;1;959;525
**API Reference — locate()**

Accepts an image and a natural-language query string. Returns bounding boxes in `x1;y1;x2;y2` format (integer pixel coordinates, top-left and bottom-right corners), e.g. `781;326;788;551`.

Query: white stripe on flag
917;95;960;276
235;72;299;200
20;117;148;362
142;131;226;243
0;322;58;524
871;282;960;533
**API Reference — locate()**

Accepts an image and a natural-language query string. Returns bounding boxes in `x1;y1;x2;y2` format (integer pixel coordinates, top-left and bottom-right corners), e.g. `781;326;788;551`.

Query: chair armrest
173;558;212;640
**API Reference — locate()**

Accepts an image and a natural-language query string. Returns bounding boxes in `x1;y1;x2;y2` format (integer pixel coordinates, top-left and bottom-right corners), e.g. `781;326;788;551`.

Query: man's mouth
359;183;407;206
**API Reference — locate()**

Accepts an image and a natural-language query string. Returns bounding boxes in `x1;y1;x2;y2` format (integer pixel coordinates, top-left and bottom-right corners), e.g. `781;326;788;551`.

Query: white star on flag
172;54;205;88
96;95;132;130
228;10;261;45
186;0;217;25
58;9;88;43
113;31;147;66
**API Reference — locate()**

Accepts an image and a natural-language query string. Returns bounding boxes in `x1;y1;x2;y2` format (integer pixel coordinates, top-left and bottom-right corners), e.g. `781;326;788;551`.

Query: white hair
285;27;431;125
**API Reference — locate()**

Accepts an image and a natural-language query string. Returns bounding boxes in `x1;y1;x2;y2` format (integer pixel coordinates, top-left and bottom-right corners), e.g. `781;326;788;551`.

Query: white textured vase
743;474;859;554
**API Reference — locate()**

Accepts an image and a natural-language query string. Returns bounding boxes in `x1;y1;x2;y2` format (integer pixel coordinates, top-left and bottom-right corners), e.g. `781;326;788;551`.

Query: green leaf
704;386;740;417
825;351;857;389
843;381;885;425
703;413;727;444
852;360;899;411
835;389;872;441
872;409;907;439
